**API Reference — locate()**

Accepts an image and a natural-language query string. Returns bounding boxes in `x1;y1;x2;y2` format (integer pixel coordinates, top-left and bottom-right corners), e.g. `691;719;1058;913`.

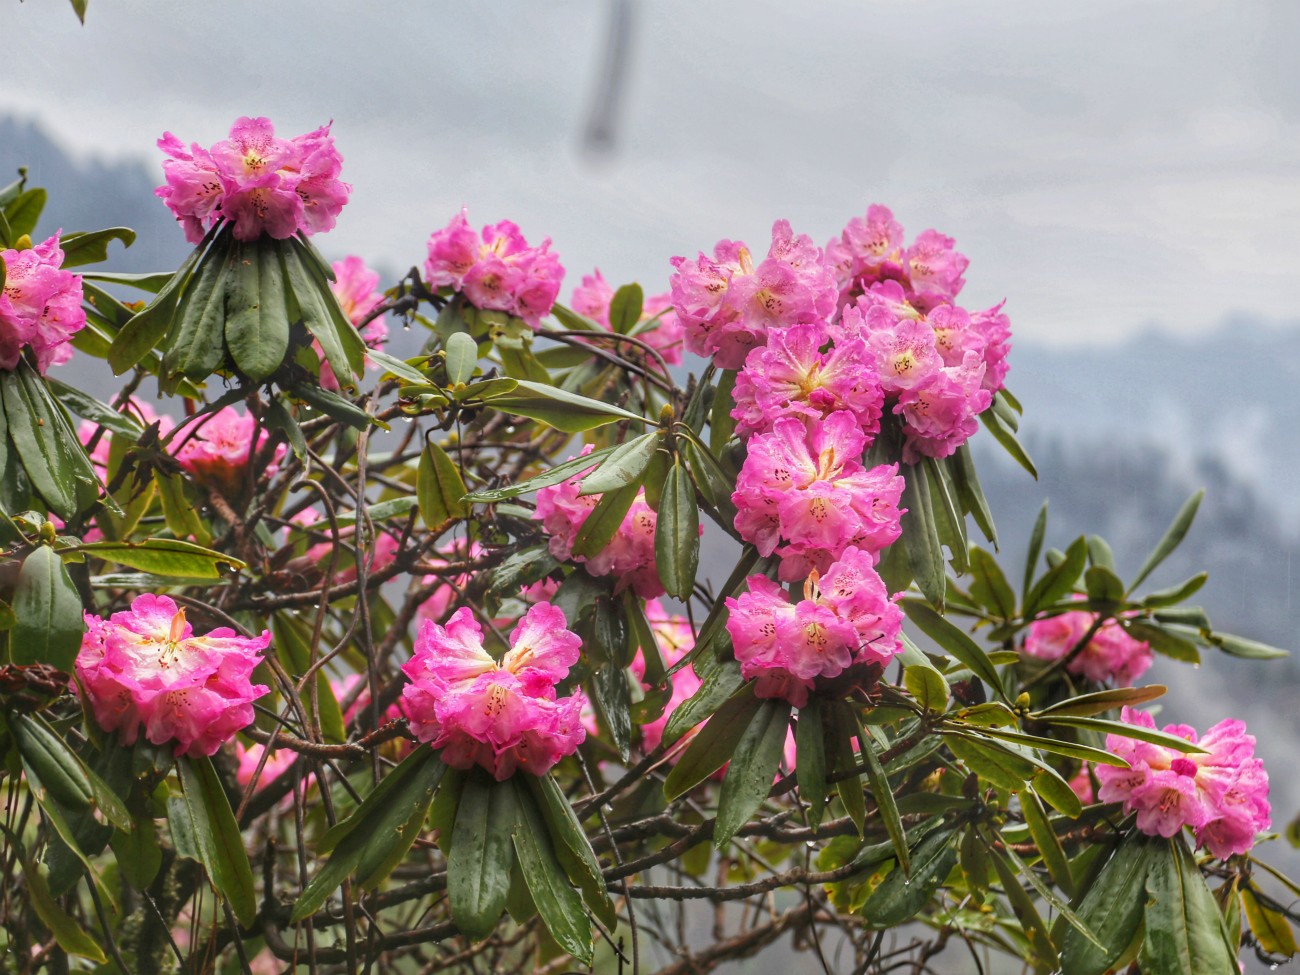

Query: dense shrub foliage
0;116;1296;975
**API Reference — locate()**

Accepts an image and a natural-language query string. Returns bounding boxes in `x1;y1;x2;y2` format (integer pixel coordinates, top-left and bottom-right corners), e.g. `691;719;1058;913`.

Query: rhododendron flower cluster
725;547;903;706
318;255;388;390
1096;708;1271;859
630;600;701;754
173;406;284;499
731;412;905;581
0;234;85;374
401;603;585;780
76;594;270;758
571;269;686;365
424;211;564;327
156;117;350;243
669;220;838;369
535;448;667;598
1022;607;1153;686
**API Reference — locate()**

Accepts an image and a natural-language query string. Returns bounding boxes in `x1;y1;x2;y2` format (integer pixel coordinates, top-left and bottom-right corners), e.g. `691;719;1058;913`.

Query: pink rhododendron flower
826;204;907;301
156;117;349;243
571;269;686;365
316;255;388;391
76;594;270;758
896;350;993;463
234;741;298;792
725;547;902;707
401;603;586;780
732;412;905;581
1095;708;1270;859
424;211;564;328
535;448;678;598
172;406;284;500
0;234;85;374
1022;606;1153;687
731;322;883;439
630;600;701;754
1068;765;1097;805
669;220;838;369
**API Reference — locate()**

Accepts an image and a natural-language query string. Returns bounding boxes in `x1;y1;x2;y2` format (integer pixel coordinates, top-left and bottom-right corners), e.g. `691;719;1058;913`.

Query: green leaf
1020;790;1074;896
714;698;791;848
6;187;47;237
662;659;744;747
291;381;375;431
418;439;470;528
178;755;257;927
1032;684;1167;718
58;227;136;268
528;775;616;930
655;459;701;600
578;432;658;496
487;544;560;595
1023;501;1048;600
290;236;366;382
795;701;828;828
25;861;107;964
609;283;643;334
571;479;640;560
292;750;443;921
367;348;428;385
1207;631;1289;660
925;456;968;575
902;598;1006;701
1084;565;1124;608
75;539;245;579
1141;573;1208;608
1024;535;1088;617
859;827;958;927
11;545;84;671
900;463;946;609
512;779;593;963
709;369;738;454
485;379;649;433
1035;715;1207;754
449;772;517;941
829;702;867;836
589;653;633;762
904;664;950;714
988;843;1059;973
463;445;617;503
272;616;347;745
225;236;290;383
443;330;480;386
110;813;162;891
1130;490;1204;592
855;711;909;870
664;687;762;800
944;733;1035;791
981;403;1038;477
1124;620;1201;663
46;379;144;439
1058;832;1161;975
969;546;1016;618
12;715;129;830
81;270;175;293
1242;887;1298;957
162;230;235;384
2;361;99;518
1139;836;1237;975
950;444;997;546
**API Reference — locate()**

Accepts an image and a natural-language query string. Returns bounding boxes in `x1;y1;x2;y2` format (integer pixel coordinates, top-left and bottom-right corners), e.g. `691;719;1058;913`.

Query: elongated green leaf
11;545;84;671
529;775;616;929
512;779;593;963
1139;837;1237;975
578;432;658;495
225;236;289;382
291;381;374;430
665;687;762;799
662;658;743;746
1084;565;1124;608
795;701;828;828
905;665;949;714
13;715;129;830
485;379;649;432
58;227;136;268
981;405;1038;477
860;828;957;927
715;698;791;848
1208;631;1289;660
571;479;640;559
988;843;1059;973
589;658;633;762
293;750;443;921
900;463;945;608
925;456;968;574
82;270;174;293
1021;790;1074;896
179;755;257;927
444;330;479;385
1032;684;1167;718
162;231;234;383
272;616;347;745
944;733;1035;791
366;348;427;385
1059;832;1160;975
977;727;1130;768
1242;887;1298;957
6;188;47;237
1129;489;1204;593
1141;572;1209;608
45;379;145;439
1023;501;1048;600
110;813;162;891
25;861;108;964
1036;715;1206;754
449;773;517;941
1024;535;1088;616
1125;620;1201;663
418;439;469;528
950;444;997;546
969;546;1016;618
75;539;245;579
465;445;616;503
902;598;1006;701
655;459;700;600
609;283;643;334
854;712;909;870
2;362;98;518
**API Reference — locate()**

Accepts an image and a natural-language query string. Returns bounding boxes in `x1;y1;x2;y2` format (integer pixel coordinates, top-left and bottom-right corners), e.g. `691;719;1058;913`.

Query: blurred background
3;1;1298;969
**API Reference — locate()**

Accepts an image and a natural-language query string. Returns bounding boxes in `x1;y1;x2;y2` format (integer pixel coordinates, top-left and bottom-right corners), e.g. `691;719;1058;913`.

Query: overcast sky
3;0;1298;345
